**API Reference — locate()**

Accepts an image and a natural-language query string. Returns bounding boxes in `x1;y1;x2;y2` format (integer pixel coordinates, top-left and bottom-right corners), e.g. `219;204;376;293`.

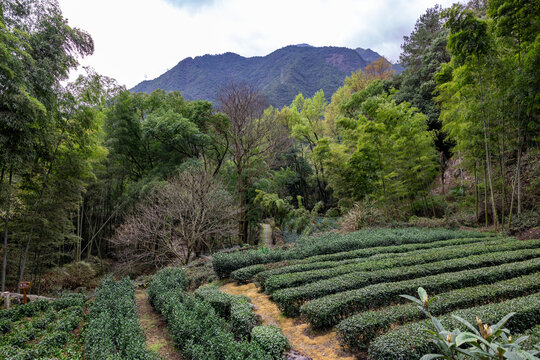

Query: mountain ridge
131;45;404;107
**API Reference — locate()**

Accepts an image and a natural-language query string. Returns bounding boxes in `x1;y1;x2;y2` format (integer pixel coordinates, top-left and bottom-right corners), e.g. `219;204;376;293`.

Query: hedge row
148;267;288;360
213;228;487;278
300;257;540;329
194;285;259;339
264;238;537;293
337;272;540;351
273;247;540;316
0;294;85;359
86;277;156;360
368;293;540;360
253;237;490;286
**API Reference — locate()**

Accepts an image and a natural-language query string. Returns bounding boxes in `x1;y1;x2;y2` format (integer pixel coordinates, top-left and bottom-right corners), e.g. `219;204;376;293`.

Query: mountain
131;45;404;108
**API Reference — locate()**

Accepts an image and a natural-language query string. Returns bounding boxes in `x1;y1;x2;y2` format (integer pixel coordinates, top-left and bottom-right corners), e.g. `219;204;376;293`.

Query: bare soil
220;282;355;360
135;289;183;360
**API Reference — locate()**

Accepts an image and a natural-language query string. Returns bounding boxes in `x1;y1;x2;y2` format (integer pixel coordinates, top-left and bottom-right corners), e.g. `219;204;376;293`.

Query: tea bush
85;277;156;360
251;325;290;360
148;267;288;360
300;258;540;328
337;272;540;351
367;293;540;360
264;239;539;293
254;237;488;286
274;249;540;317
213;228;486;278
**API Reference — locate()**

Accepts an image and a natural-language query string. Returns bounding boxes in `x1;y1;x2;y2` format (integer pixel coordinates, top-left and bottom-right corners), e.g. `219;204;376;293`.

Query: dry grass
220;282;355;360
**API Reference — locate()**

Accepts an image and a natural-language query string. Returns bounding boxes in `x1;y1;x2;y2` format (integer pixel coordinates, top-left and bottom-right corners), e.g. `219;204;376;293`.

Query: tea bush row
264;239;538;293
273;248;540;316
213;228;486;278
300;257;540;328
195;285;259;339
148;267;288;360
367;293;540;360
254;237;488;286
86;277;156;360
336;272;540;351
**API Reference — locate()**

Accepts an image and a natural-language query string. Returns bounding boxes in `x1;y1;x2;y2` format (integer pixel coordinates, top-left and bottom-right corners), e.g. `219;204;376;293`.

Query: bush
194;285;233;318
299;257;540;328
255;237;487;286
85;277;156;360
368;293;540;360
264;238;537;293
337;272;540;351
251;325;290;360
231;297;259;340
274;248;540;317
213;227;487;278
148;267;282;360
231;264;268;284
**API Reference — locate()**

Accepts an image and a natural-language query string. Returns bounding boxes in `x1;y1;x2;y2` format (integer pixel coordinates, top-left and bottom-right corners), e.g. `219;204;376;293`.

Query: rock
286;350;312;360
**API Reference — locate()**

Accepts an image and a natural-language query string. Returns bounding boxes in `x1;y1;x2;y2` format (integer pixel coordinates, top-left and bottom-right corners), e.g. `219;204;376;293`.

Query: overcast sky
57;0;458;88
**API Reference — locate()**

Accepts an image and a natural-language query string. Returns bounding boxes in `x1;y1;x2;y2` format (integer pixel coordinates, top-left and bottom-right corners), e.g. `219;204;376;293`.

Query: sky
57;0;458;89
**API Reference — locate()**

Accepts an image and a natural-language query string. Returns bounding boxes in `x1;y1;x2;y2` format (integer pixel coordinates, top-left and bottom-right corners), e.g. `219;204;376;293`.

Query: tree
218;83;286;244
111;168;236;269
439;4;499;228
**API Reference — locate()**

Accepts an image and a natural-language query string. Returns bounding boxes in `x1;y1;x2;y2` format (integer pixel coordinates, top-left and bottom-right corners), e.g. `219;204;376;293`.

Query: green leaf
420;355;445;360
456;332;481;346
418;287;428;301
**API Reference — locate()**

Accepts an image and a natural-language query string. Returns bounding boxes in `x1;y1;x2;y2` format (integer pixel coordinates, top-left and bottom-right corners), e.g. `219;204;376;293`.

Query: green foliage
251;325;290;360
337;272;540;351
148;267;285;360
0;293;86;359
231;264;268;284
212;228;485;278
264;238;538;294
300;257;540;328
85;277;156;360
368;294;540;360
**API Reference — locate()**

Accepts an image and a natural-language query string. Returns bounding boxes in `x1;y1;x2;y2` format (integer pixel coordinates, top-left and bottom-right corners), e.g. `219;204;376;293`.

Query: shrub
255;237;488;286
275;248;540;317
148;267;283;360
231;264;269;284
368;293;540;360
194;285;233;318
231;297;260;340
85;277;156;360
264;238;538;293
300;257;540;328
213;228;487;278
251;325;290;360
337;272;540;351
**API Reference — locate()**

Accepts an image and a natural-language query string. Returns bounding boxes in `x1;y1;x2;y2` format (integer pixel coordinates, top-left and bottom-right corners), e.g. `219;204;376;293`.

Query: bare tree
110;168;236;271
218;82;287;244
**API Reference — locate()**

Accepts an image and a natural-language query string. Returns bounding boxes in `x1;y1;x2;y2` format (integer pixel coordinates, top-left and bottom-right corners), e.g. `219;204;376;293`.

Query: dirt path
262;223;273;248
135;289;182;360
220;282;354;360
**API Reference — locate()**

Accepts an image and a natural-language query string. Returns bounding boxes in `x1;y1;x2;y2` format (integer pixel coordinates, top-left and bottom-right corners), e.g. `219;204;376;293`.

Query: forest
2;0;538;292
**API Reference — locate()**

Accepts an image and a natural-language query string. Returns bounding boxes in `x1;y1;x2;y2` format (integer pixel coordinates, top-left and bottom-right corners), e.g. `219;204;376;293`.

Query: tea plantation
213;227;540;359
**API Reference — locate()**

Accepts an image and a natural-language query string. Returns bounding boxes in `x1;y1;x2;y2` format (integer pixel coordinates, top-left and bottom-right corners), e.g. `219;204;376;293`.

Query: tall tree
218;83;286;244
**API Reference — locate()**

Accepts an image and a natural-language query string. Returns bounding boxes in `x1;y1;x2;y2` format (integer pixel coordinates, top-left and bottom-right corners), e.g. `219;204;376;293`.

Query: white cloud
58;0;458;88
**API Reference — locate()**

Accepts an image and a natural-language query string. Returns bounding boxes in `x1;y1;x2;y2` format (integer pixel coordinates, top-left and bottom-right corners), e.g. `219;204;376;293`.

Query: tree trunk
1;166;13;292
484;163;488;227
474;162;479;222
477;59;498;230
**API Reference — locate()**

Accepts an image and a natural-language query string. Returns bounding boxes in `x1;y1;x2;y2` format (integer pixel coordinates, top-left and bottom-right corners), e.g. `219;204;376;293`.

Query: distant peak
294;43;313;48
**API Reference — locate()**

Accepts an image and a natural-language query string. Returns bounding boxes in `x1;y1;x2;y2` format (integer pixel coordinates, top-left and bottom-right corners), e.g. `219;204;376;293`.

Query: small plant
402;287;539;360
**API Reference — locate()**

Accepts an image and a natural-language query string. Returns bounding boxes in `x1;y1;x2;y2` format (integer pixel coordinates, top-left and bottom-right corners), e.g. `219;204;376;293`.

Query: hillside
131;45;403;107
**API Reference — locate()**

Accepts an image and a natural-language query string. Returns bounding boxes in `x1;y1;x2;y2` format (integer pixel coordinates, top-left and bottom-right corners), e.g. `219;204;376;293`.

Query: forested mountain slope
131;45;403;107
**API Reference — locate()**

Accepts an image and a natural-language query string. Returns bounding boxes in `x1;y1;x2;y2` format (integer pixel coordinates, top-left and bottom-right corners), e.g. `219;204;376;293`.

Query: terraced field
213;228;540;359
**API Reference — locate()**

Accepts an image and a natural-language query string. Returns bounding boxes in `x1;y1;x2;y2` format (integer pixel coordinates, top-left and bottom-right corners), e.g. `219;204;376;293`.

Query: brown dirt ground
135;289;183;360
220;282;355;360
